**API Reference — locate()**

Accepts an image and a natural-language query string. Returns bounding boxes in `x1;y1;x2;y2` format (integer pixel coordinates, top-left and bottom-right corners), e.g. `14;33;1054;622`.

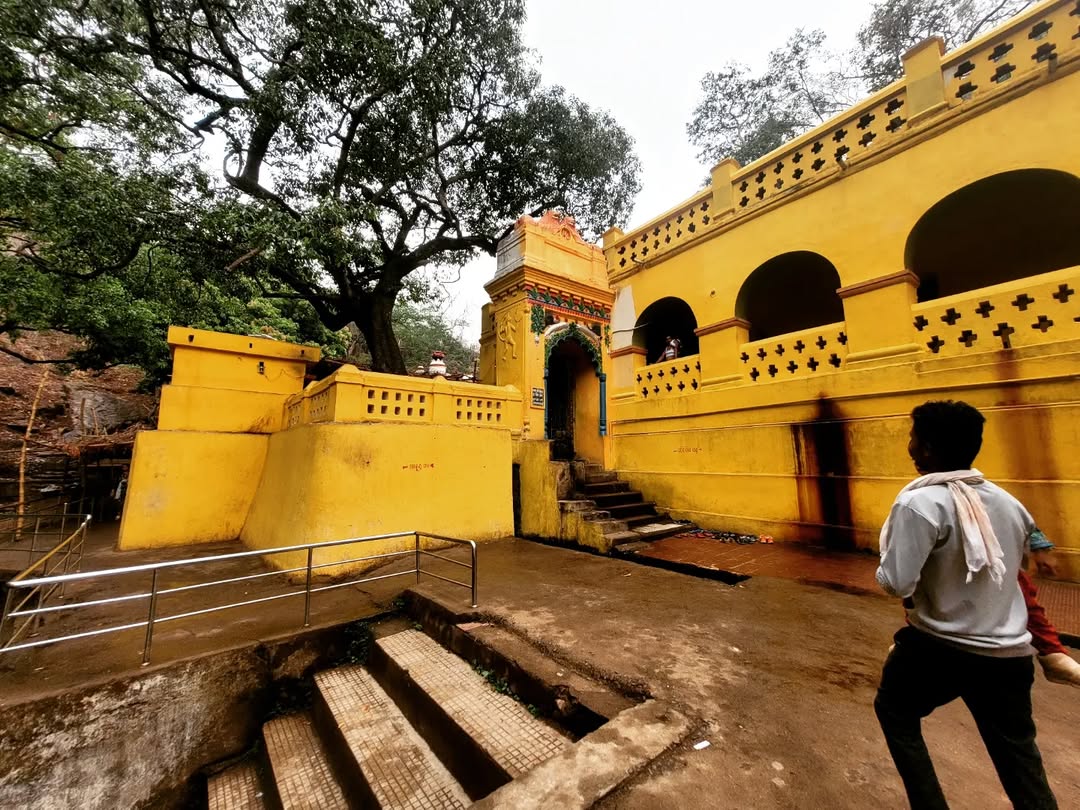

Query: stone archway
543;324;606;461
736;252;844;342
634;297;699;363
906;169;1080;302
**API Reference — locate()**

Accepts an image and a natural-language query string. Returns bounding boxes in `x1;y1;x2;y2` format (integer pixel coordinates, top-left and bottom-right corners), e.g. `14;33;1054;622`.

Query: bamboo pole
16;369;50;541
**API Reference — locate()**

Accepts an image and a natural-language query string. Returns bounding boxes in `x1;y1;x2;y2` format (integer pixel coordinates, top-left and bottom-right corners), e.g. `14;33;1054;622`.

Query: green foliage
345;301;478;376
688;0;1032;167
473;664;516;698
1;0;641;374
856;0;1034;91
530;305;546;337
545;324;602;373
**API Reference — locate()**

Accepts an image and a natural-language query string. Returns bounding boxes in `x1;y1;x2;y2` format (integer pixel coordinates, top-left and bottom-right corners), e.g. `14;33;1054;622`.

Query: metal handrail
1;510;92;649
0;530;477;666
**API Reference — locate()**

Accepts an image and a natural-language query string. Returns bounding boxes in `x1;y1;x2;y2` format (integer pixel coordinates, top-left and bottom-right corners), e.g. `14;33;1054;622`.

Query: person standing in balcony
874;400;1057;810
660;335;681;361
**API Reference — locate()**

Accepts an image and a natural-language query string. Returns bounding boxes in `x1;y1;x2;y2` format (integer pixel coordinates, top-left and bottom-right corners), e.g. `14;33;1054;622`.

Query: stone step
263;712;350;810
207;761;269;810
603;531;641;547
624;514;663;529
632;521;686;540
558;499;597;514
588;491;644;507
586;518;629;534
582;481;630;495
581;510;611;522
371;629;570;798
582;471;618;484
314;664;469;810
612;540;654;554
604;501;657;519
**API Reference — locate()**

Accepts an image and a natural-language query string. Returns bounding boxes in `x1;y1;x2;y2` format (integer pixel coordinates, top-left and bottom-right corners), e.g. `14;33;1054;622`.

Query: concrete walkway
413;539;1080;810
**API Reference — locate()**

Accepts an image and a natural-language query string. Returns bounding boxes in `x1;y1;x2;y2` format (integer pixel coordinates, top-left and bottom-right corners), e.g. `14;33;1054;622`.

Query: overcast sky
443;0;874;340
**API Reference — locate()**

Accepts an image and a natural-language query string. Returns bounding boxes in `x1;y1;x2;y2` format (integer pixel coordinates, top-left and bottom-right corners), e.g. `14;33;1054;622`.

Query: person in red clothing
1025;531;1080;687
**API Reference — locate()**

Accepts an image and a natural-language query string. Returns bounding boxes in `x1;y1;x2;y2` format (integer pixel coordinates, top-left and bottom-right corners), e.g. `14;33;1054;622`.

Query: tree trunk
356;293;407;374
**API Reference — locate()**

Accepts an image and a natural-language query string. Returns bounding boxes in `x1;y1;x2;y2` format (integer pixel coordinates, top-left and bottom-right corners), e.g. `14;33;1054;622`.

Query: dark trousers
874;626;1056;810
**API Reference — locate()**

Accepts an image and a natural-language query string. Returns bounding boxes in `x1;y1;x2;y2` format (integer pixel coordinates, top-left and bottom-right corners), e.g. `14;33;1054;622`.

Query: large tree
0;0;640;374
0;147;346;381
688;0;1032;168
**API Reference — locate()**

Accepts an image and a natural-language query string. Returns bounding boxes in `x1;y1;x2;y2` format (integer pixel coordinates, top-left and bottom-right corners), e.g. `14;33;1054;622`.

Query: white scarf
880;469;1006;587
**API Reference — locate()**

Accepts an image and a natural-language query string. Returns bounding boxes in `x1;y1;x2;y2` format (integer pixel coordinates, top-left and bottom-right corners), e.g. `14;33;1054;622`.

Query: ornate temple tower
479;212;614;464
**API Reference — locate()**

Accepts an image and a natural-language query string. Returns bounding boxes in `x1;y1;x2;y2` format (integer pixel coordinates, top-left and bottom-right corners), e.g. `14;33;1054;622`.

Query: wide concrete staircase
207;627;569;810
564;463;685;552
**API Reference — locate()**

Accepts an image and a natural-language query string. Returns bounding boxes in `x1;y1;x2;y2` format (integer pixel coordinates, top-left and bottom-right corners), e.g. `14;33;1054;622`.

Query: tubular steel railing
0;530;477;666
0;508;92;650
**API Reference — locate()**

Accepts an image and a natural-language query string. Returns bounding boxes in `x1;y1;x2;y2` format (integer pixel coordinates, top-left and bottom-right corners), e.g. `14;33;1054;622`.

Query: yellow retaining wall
119;431;269;548
611;338;1080;580
119;328;318;549
122;336;523;565
241;422;513;576
513;440;610;552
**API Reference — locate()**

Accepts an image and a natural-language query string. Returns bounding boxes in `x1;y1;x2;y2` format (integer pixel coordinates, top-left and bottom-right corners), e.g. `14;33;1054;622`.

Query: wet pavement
413;539;1080;810
633;532;1080;640
4;530;1079;808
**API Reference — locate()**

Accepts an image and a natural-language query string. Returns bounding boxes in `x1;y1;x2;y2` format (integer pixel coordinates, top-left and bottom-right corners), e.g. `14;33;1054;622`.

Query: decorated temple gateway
122;0;1080;580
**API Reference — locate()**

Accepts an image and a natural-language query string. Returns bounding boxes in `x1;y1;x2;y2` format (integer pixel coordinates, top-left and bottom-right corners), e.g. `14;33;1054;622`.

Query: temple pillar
695;318;751;387
838;271;923;365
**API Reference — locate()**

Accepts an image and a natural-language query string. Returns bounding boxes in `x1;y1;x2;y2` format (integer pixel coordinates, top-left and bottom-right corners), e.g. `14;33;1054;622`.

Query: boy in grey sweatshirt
875;400;1056;809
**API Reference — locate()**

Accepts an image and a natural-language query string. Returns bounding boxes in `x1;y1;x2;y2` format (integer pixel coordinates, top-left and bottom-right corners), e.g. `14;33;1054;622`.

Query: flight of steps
568;464;686;552
207;628;570;810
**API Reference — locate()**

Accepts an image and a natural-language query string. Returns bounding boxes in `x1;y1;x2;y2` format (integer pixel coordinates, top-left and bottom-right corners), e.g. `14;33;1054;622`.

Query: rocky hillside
0;331;156;496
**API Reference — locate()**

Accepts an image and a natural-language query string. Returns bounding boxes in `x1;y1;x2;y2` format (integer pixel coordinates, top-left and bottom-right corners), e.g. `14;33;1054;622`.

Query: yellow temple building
121;0;1080;580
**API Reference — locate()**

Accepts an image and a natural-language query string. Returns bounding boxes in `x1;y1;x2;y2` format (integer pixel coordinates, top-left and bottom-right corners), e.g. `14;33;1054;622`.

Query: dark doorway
511;463;522;536
546;334;604;462
547;343;577;460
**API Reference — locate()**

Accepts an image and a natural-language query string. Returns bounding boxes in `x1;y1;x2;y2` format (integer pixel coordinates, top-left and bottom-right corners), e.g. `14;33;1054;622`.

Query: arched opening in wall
545;333;603;463
736;252;844;342
633;297;699;363
907;169;1080;302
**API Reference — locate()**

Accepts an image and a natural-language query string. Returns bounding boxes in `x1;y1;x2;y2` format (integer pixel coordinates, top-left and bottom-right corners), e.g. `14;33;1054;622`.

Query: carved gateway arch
543;323;607;440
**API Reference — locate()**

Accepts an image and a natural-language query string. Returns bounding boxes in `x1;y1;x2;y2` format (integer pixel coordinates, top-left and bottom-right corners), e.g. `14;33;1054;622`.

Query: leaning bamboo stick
16;369;50;541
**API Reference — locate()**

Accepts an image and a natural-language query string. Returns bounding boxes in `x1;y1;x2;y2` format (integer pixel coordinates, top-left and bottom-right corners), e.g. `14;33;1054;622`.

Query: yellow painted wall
123;344;522;559
602;8;1080;580
157;385;286;433
241;422;513;576
513;439;610;551
119;431;268;548
120;328;318;549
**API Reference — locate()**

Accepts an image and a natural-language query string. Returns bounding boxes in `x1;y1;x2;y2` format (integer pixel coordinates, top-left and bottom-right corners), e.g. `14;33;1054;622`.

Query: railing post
141;569;160;666
29;518;40;566
415;533;421;584
76;522;87;573
303;547;314;628
0;587;13;646
470;541;478;609
59;522;76;598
